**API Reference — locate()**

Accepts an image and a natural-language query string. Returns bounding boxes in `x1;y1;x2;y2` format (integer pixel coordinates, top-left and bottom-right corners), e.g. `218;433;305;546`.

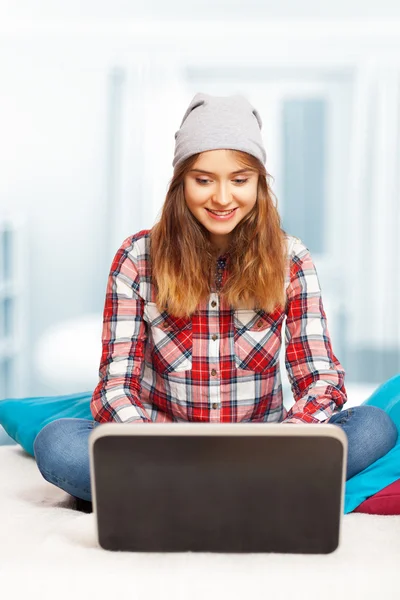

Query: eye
195;178;249;185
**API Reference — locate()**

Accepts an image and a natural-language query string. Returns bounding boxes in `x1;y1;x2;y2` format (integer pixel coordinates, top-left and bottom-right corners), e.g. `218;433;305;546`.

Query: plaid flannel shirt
90;230;347;424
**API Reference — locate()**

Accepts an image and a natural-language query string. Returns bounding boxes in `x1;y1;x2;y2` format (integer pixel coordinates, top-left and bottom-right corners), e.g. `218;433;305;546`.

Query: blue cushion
0;391;93;457
344;374;400;513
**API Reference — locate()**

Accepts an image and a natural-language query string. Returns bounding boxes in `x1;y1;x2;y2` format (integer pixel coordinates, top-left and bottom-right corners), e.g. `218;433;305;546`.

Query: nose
211;183;233;208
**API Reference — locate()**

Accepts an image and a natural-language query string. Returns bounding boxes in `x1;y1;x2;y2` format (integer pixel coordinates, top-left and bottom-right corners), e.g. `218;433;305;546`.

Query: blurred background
1;1;400;429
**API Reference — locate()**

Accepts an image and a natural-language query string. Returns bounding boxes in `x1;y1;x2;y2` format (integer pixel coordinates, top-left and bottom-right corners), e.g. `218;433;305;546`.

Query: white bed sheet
1;445;400;600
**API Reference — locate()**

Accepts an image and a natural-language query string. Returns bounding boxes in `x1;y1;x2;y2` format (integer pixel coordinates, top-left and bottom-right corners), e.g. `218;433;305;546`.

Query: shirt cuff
281;413;321;424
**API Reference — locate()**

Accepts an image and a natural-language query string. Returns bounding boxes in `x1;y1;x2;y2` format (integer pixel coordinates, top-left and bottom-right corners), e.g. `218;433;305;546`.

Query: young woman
34;92;398;510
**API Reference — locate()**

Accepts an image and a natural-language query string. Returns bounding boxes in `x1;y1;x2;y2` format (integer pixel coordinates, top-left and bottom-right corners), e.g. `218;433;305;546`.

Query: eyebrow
188;168;255;175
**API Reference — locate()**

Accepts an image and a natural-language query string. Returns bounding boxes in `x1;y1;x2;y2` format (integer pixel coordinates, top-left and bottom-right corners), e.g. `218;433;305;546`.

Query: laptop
89;422;347;554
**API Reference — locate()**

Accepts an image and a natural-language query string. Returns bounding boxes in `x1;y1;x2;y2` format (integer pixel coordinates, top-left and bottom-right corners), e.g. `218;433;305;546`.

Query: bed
1;442;400;600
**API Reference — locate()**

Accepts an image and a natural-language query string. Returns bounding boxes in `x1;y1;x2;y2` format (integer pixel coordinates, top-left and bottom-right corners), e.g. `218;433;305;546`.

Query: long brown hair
150;150;287;318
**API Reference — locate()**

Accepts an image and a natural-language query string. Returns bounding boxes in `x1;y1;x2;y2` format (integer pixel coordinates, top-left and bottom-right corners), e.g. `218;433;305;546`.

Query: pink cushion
353;479;400;515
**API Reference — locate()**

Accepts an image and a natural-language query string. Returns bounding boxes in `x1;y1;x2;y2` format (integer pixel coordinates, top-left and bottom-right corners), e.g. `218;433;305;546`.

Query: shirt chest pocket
144;302;193;374
233;308;284;373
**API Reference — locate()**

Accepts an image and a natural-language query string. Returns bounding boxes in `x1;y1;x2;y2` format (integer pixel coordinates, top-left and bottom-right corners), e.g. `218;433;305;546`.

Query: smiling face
183;149;259;254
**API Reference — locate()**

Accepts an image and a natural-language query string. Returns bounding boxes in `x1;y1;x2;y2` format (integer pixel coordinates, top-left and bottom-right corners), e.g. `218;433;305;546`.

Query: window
281;98;326;255
0;216;28;398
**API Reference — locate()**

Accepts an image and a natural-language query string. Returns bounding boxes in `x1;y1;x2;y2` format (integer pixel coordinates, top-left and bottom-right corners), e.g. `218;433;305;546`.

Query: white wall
1;0;400;21
0;60;115;393
1;17;400;395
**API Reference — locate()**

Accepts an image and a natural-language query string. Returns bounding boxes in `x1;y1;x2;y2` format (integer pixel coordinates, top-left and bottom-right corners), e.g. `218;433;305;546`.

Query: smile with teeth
207;208;236;215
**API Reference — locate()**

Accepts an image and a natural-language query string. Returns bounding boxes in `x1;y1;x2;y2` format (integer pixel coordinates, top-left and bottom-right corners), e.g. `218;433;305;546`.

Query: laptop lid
89;422;347;554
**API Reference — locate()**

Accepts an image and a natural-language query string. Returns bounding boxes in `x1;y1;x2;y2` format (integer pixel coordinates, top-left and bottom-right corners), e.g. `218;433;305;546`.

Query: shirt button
162;321;168;328
211;301;217;307
211;369;217;376
212;334;218;341
257;320;263;328
212;403;219;409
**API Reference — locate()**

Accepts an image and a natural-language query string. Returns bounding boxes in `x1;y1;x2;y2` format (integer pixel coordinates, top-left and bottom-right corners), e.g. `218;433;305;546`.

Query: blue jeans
33;405;398;503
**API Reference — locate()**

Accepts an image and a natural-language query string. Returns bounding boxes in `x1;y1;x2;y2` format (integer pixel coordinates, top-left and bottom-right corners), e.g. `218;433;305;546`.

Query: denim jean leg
328;405;398;480
33;418;101;502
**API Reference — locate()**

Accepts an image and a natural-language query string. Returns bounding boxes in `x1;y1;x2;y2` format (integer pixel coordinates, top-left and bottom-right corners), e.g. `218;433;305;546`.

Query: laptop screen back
91;431;344;553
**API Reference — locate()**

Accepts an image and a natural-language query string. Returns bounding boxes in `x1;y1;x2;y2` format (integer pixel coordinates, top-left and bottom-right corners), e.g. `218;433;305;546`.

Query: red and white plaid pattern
91;230;347;424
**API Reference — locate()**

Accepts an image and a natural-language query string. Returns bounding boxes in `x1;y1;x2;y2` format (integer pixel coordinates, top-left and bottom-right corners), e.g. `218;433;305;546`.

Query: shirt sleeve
281;239;347;424
90;236;152;423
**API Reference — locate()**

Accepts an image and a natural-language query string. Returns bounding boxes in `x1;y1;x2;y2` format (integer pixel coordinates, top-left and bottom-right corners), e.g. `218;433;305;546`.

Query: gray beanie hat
172;92;266;169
